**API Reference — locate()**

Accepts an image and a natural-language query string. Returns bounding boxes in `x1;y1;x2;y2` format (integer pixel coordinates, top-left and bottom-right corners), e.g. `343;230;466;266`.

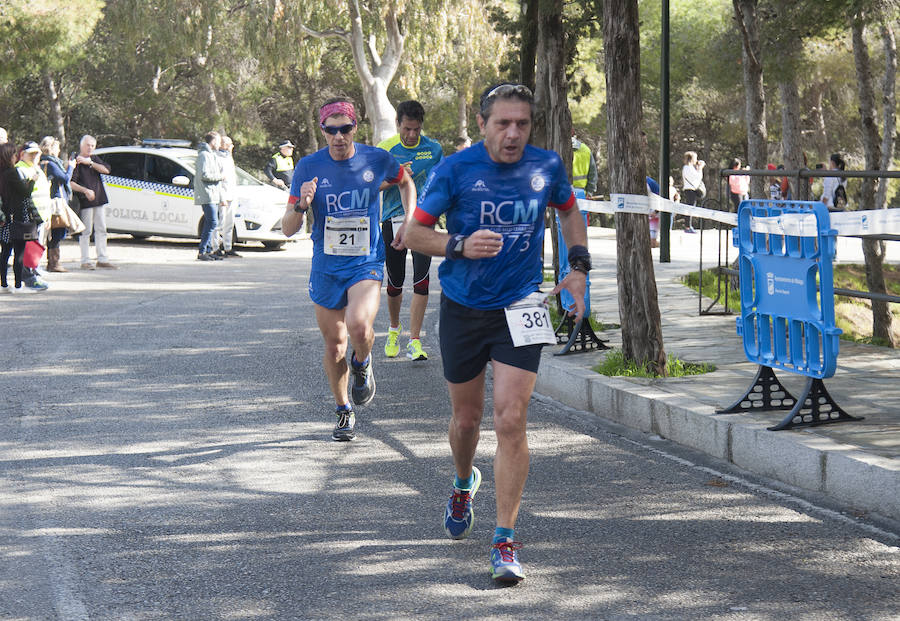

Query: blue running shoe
350;351;376;406
490;539;525;584
443;466;481;539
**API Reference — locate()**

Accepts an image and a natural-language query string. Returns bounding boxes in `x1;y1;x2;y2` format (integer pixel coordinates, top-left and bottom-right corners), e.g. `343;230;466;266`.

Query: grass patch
547;301;619;333
682;264;900;345
593;348;716;378
681;268;741;310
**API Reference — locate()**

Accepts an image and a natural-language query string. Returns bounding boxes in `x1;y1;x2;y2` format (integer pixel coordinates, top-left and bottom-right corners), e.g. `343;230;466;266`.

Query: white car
94;140;290;249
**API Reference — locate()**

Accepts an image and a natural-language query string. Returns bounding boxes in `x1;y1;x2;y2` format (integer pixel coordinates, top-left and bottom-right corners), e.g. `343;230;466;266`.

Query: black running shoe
332;407;356;441
350;352;376;406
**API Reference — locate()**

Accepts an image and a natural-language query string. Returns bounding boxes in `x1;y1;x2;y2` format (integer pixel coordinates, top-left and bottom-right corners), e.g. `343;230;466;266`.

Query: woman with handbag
0;143;44;292
40;136;72;272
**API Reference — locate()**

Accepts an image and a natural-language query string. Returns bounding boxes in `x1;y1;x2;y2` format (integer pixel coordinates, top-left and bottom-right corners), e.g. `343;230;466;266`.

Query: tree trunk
876;23;896;212
603;0;666;375
779;79;803;197
345;0;403;144
519;0;539;90
533;0;571;295
43;72;66;148
457;89;469;140
810;82;828;159
733;0;767;199
852;18;895;347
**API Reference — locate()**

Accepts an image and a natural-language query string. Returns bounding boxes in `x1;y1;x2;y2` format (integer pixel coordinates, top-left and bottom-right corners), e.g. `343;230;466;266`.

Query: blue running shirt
415;141;575;309
377;133;444;222
290;144;403;274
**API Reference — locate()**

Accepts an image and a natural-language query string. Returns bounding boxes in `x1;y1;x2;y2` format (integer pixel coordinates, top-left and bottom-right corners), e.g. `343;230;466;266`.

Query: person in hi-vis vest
571;133;597;197
265;140;295;190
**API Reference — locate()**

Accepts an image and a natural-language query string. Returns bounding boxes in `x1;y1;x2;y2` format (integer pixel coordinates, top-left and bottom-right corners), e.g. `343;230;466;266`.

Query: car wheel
262;241;285;250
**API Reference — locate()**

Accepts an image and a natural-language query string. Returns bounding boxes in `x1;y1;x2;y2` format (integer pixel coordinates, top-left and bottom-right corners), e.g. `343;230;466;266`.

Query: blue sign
735;200;841;379
557;188;591;315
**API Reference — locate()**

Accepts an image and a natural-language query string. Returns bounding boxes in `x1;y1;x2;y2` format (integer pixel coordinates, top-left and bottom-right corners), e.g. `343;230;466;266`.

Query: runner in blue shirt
377;100;444;362
282;97;416;442
405;83;590;584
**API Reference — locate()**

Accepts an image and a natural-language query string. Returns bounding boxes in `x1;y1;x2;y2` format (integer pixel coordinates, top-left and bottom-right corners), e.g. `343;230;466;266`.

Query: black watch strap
293;203;308;213
445;234;467;260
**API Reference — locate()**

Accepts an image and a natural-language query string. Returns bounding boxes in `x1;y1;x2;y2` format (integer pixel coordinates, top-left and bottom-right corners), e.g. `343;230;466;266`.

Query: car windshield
176;156;263;186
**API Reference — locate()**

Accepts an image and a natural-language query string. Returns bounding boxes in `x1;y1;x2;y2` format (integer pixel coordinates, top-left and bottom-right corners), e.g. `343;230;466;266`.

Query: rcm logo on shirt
325;188;371;214
479;199;541;225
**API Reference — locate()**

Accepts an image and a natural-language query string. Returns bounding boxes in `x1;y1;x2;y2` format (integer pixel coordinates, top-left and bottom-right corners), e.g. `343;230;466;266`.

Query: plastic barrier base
768;377;863;431
716;365;797;415
553;315;609;355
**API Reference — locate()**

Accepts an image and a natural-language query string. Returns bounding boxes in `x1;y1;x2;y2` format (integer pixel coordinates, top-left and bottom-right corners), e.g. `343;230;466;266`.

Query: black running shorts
439;293;544;384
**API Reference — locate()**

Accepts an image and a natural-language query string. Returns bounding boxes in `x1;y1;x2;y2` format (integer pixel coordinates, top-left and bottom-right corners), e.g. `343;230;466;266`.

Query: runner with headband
282;97;417;442
405;82;590;584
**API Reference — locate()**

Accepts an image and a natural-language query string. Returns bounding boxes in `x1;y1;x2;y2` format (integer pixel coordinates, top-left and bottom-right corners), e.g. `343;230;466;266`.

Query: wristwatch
445;234;467;260
293;203;308;213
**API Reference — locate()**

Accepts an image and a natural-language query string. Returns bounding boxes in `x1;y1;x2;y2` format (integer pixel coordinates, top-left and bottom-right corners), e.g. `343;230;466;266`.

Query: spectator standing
0;143;43;292
39;136;73;272
15;141;52;289
727;158;749;211
572;133;598;196
680;151;704;233
264;140;295;190
646;176;661;248
70;135;114;269
194;131;224;261
821;153;847;210
216;135;240;258
767;164;782;200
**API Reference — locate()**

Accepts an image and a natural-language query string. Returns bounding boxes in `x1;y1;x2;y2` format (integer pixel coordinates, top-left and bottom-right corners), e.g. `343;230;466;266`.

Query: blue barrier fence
718;199;862;430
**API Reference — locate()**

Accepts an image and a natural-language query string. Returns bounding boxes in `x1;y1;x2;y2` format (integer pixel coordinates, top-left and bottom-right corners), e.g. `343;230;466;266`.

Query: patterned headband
319;101;356;125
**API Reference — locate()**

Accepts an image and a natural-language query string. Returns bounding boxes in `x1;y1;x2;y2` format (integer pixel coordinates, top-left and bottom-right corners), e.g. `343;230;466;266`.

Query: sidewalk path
537;227;900;521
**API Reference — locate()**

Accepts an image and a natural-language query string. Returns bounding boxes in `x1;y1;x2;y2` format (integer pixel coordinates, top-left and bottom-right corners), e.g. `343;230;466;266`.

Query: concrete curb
535;353;900;521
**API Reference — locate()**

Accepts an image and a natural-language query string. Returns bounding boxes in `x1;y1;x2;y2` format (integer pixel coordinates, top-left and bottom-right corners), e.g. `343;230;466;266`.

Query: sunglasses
320;123;356;135
480;83;533;111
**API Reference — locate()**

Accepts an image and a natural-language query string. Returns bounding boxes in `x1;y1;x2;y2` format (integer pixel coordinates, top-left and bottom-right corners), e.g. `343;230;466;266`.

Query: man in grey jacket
194;131;224;261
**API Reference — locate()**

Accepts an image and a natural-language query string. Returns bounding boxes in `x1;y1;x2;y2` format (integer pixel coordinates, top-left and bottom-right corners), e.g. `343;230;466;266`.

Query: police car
95;139;290;249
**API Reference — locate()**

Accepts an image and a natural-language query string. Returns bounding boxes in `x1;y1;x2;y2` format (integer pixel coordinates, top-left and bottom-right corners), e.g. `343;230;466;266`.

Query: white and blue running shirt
290;144;403;274
414;141;575;310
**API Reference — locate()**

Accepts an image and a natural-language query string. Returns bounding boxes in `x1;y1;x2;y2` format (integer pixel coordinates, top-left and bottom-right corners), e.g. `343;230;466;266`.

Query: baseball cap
279;140;295;149
23;141;40;153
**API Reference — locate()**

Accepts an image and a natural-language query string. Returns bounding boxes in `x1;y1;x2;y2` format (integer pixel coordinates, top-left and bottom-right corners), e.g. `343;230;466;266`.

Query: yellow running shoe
384;324;402;358
406;338;428;361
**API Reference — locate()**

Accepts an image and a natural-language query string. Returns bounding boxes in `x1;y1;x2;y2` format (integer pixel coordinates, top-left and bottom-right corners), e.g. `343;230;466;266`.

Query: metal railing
694;167;900;315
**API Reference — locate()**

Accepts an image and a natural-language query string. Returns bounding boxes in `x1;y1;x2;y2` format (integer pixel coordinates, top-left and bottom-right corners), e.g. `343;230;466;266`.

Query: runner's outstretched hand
550;270;587;320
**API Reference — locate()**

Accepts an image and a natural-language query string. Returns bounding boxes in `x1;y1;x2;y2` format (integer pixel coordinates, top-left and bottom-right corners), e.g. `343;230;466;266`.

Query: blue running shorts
439;293;544;384
309;263;384;310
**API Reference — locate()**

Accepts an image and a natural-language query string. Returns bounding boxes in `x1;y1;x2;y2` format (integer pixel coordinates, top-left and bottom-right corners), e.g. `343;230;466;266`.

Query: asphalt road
1;236;897;621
